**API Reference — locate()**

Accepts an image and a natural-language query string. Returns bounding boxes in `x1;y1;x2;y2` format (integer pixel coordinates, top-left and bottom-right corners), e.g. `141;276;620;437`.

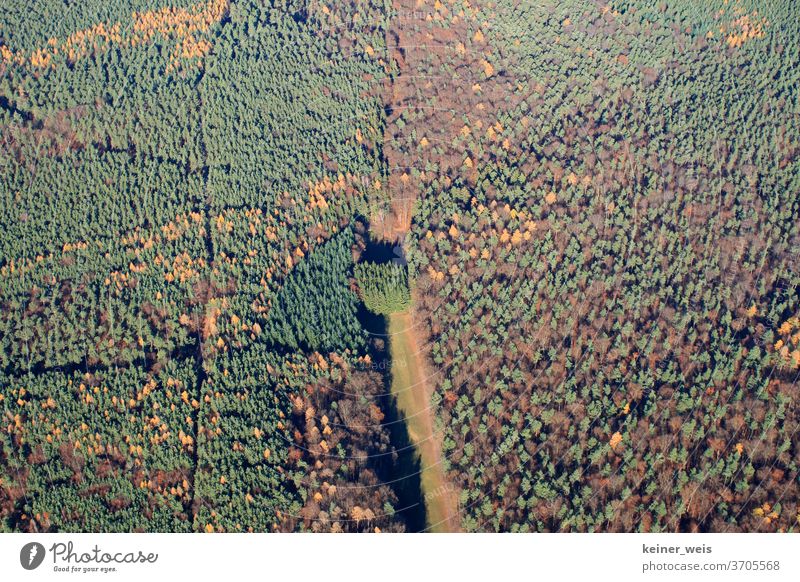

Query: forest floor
388;310;461;532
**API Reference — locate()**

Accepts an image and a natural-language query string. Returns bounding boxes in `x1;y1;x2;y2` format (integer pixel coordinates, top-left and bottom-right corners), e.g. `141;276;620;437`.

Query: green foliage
395;0;800;532
355;261;411;315
2;0;798;535
264;228;365;353
0;361;199;532
0;0;401;533
0;1;199;51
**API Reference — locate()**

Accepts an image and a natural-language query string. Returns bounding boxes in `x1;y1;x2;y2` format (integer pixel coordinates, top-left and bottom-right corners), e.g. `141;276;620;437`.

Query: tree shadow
357;292;426;532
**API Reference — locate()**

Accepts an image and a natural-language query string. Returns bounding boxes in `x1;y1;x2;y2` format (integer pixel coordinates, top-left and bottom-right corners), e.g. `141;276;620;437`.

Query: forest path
388;310;460;532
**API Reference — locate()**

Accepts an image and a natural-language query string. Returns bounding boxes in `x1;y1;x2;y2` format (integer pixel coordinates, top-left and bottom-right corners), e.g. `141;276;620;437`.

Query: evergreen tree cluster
355;261;412;315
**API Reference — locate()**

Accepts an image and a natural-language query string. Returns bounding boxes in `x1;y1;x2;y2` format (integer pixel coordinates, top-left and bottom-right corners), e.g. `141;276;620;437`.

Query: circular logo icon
20;542;46;570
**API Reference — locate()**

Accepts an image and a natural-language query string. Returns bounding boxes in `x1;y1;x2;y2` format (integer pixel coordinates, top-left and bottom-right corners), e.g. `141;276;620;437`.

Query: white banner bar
1;533;798;581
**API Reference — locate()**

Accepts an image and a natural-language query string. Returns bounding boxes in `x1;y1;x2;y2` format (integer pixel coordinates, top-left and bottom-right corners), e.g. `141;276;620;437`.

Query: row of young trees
355;262;411;315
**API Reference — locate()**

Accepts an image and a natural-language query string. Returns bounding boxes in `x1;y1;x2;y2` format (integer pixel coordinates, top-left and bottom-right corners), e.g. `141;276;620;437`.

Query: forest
1;0;799;533
391;0;800;531
1;0;404;533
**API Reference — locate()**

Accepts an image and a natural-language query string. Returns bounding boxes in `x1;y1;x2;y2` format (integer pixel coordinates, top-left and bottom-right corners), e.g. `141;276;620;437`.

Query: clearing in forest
388;310;460;533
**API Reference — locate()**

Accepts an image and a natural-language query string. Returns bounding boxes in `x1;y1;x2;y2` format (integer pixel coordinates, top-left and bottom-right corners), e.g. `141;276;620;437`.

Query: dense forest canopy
355;262;411;315
1;0;798;533
0;0;402;533
392;0;800;531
